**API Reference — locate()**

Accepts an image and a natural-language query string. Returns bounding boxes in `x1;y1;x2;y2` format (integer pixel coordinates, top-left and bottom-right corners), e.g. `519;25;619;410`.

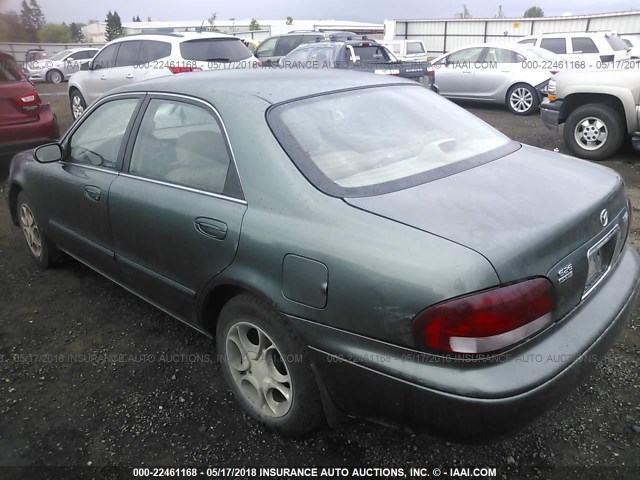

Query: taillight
414;278;554;355
15;90;40;111
427;69;435;79
168;66;202;74
550;70;558;75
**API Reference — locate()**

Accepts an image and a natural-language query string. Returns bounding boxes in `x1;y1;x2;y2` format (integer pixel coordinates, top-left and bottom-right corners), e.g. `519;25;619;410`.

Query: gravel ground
0;83;638;479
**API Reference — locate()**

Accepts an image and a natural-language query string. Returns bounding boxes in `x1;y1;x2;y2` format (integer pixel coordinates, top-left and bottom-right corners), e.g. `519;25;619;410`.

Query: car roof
112;68;412;106
111;32;239;43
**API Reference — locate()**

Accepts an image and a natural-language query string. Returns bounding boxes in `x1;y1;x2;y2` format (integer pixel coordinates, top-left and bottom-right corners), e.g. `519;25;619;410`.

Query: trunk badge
558;264;573;284
600;209;609;227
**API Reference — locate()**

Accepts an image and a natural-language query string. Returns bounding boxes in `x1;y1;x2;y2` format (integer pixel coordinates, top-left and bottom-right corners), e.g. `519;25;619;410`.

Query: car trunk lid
345;145;629;319
0;57;40;126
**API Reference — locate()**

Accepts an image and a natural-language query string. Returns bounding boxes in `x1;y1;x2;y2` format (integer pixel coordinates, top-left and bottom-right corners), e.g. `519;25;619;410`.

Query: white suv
68;32;259;119
517;31;630;67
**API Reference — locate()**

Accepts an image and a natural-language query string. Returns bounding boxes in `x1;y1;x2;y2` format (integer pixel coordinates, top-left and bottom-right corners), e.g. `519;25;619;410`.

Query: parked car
517;31;630;66
0;53;59;156
254;31;365;66
280;40;433;86
376;39;429;63
67;32;259;119
431;43;561;115
24;48;46;64
6;69;639;440
540;69;640;160
621;35;640;59
24;47;100;84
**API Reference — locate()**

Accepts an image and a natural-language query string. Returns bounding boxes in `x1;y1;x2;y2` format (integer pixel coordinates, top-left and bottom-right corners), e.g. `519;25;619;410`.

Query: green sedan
5;69;639;441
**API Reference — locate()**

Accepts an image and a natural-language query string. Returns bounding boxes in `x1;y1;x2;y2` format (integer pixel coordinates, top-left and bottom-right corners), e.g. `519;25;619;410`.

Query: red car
0;52;58;155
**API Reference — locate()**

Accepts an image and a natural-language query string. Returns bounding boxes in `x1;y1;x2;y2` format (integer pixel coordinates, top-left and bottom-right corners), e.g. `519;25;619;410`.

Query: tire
563;104;624;161
506;83;540;116
70;90;86;120
47;69;63;84
16;192;58;268
216;294;324;436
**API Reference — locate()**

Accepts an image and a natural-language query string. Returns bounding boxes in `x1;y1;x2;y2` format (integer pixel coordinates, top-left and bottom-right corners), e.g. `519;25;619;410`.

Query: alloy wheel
509;87;533;113
19;203;42;258
574;116;608;151
50;70;62;84
72;94;84;119
225;321;293;418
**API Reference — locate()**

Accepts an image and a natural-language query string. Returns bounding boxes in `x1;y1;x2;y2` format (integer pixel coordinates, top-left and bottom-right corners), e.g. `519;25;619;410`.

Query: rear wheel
70;90;86;119
17;192;58;268
563;104;624;161
47;69;63;84
216;294;324;436
506;83;539;116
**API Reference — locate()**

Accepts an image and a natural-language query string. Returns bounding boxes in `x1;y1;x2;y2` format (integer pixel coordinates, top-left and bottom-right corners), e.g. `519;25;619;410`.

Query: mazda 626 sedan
6;69;640;441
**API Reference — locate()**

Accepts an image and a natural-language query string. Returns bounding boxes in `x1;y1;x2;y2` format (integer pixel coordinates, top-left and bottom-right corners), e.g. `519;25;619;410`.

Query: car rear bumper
288;246;640;441
0;104;59;155
540;98;563;131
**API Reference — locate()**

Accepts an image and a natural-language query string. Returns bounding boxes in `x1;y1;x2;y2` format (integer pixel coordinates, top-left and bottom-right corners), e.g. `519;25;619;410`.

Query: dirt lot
0;83;639;479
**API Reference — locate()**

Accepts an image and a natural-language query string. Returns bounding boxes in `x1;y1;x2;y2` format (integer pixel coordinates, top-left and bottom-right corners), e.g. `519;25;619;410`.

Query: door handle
125;74;134;79
100;75;107;80
84;185;101;201
462;71;472;74
195;218;227;240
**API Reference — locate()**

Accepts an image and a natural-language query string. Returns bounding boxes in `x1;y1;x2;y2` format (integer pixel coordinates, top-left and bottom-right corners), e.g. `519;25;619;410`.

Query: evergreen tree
70;22;85;42
112;11;124;38
249;19;260;31
20;0;37;41
29;0;46;29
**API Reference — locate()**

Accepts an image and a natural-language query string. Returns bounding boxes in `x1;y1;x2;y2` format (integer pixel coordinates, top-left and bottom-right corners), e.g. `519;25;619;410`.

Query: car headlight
547;79;556;101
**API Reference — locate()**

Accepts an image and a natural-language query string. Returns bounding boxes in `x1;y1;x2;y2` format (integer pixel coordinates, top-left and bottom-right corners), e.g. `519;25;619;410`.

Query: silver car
432;43;562;115
24;48;99;84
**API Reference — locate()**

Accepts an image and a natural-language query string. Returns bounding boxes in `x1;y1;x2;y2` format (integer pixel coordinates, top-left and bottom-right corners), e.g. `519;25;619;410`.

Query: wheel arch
8;182;23;226
559;93;627;131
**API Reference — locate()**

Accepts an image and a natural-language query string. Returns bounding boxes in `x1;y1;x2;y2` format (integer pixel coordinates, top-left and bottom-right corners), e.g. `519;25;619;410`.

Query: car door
474;47;524;100
43;95;143;277
433;47;484;98
109;96;247;322
82;43;121;105
109;40;142;87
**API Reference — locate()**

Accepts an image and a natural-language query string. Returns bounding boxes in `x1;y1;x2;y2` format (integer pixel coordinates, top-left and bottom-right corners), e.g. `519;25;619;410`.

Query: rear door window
180;38;251;62
518;39;536;45
115;41;140;67
571;37;599;54
256;37;278;57
274;35;304;56
138;41;171;63
605;34;629;51
446;47;484;64
540;38;567;54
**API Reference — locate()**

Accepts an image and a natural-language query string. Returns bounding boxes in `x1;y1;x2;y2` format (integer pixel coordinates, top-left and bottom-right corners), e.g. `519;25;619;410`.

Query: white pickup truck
540;69;640;161
376;40;430;63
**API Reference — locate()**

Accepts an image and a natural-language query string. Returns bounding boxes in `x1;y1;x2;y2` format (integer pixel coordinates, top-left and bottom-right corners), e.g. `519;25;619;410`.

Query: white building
82;19;384;44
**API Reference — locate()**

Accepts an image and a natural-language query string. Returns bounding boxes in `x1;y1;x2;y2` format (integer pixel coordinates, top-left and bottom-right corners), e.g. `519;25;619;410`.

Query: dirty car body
5;70;639;441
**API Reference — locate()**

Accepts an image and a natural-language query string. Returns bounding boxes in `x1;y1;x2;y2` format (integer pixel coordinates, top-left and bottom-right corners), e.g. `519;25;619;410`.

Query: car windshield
180;38;252;62
269;85;514;196
605;34;628;51
49;50;73;61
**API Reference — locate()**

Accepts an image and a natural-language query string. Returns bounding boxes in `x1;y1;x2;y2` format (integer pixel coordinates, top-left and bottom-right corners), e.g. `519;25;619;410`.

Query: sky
1;0;638;24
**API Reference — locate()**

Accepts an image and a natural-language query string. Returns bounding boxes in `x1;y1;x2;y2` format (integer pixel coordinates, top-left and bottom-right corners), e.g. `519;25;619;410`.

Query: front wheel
506;83;539;116
563;104;624;161
70;90;86;120
216;294;324;436
47;69;63;84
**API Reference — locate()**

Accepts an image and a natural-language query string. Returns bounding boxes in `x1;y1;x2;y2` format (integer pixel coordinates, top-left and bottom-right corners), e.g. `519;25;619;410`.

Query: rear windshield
180;39;252;62
605;34;628;51
0;57;23;82
268;85;515;197
353;45;392;62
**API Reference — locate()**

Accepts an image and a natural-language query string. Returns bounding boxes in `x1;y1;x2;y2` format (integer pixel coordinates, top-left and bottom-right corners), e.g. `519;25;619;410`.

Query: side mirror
81;61;91;71
34;143;63;163
67;57;75;62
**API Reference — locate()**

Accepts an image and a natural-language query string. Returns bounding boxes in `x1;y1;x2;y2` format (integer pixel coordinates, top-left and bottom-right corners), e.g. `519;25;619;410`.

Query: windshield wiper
206;57;230;62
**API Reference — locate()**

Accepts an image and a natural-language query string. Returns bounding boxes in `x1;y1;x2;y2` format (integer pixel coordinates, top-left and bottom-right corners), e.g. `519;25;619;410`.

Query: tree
208;12;218;31
147;16;151;22
29;0;45;29
0;11;31;42
37;24;73;42
20;1;37;41
249;18;260;31
286;16;293;25
462;4;471;18
132;15;141;22
495;5;505;19
524;6;544;17
104;10;124;42
70;22;85;42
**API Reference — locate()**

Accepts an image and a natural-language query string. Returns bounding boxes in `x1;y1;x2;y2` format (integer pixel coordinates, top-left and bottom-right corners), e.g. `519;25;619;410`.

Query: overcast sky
1;0;637;24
